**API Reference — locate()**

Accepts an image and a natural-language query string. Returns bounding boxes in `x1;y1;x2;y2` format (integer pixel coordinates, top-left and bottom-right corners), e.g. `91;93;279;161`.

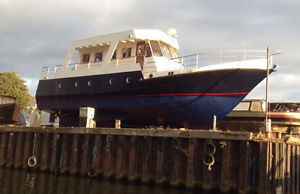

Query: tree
0;71;31;112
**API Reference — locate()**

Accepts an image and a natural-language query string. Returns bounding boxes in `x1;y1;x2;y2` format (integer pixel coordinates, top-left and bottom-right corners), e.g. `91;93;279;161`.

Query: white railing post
88;62;90;69
75;64;77;70
196;54;199;68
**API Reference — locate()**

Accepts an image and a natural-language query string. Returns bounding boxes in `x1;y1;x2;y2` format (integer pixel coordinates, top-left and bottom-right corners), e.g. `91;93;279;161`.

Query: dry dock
0;126;299;193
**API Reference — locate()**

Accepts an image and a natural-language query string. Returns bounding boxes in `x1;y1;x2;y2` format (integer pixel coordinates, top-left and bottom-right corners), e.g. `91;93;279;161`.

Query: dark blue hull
36;69;267;128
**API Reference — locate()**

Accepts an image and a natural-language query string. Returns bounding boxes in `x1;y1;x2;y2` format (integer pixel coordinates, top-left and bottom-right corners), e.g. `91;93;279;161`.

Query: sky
0;0;299;101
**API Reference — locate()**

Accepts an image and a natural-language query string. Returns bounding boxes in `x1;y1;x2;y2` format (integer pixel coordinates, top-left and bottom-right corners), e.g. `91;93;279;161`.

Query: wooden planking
170;138;188;186
219;141;233;192
257;142;269;194
22;132;33;169
80;134;94;176
155;138;164;184
94;135;105;176
103;135;117;179
69;134;80;174
6;132;16;167
237;141;250;193
0;132;8;166
33;133;42;169
40;133;51;171
0;126;299;192
14;132;24;168
185;138;196;188
50;133;61;172
60;134;72;174
141;137;156;183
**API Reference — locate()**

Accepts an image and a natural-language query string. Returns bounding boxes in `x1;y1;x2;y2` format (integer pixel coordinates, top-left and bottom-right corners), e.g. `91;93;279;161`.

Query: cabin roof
71;29;179;50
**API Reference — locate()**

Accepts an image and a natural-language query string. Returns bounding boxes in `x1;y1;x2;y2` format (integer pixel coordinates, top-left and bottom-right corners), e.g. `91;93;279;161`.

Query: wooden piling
69;134;80;174
0;126;299;193
186;139;196;188
220;141;233;192
0;132;8;166
94;135;105;176
60;134;72;174
40;133;51;171
238;141;250;193
116;135;129;180
50;133;60;172
32;133;42;169
14;132;24;168
6;132;15;167
22;132;32;169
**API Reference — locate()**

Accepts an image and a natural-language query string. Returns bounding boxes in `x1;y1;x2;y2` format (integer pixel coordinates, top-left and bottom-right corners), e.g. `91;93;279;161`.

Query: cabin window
145;43;152;57
160;42;172;60
150;41;162;56
82;54;90;63
95;52;103;62
122;48;131;58
112;50;117;60
137;44;145;56
169;47;178;59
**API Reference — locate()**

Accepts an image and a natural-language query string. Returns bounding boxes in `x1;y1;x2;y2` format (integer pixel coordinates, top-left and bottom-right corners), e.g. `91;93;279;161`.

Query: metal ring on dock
202;154;215;167
28;156;37;167
205;142;216;155
202;154;215;171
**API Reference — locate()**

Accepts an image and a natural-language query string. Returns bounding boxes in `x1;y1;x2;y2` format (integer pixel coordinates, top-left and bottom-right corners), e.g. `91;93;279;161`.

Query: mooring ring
28;156;37;167
202;154;215;167
205;142;216;155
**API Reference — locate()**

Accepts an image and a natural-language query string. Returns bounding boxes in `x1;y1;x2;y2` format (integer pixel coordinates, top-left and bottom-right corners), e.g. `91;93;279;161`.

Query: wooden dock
0;126;299;193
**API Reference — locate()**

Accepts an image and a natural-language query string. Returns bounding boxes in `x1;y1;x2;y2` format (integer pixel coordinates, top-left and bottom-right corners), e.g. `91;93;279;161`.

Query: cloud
0;0;299;100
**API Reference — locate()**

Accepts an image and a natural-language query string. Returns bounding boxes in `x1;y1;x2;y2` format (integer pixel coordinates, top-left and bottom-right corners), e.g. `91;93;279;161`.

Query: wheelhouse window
122;48;131;58
150;41;162;56
160;42;172;60
145;43;152;57
95;52;103;62
137;43;145;56
169;47;178;59
82;54;90;63
112;50;117;60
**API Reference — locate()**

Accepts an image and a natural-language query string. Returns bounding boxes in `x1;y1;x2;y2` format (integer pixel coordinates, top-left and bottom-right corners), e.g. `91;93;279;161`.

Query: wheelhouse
41;29;182;80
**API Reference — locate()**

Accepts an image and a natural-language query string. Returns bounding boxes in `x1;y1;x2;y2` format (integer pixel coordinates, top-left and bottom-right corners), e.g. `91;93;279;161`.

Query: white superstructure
40;29;279;80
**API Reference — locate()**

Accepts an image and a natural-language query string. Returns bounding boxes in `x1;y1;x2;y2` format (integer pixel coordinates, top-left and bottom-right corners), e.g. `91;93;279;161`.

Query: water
0;168;198;194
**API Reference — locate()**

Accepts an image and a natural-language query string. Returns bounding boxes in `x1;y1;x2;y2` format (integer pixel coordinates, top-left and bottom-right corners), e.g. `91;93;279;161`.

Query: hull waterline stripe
38;92;249;102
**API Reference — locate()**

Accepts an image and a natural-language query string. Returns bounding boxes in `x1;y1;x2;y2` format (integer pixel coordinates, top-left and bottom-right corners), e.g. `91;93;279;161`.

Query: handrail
40;49;281;79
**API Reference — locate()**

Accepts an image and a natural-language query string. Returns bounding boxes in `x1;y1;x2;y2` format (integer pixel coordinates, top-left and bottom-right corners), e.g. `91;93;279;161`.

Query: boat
218;99;300;132
35;29;280;128
0;95;21;124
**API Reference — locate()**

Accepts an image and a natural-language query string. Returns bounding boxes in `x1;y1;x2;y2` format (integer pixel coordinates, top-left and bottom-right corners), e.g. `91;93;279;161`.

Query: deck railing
149;50;280;69
40;50;280;79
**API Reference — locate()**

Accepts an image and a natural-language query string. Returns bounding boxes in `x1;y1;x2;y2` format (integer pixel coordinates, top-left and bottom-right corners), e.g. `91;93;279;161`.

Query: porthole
75;81;79;87
126;77;131;84
88;80;92;87
109;79;113;85
58;83;62;89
